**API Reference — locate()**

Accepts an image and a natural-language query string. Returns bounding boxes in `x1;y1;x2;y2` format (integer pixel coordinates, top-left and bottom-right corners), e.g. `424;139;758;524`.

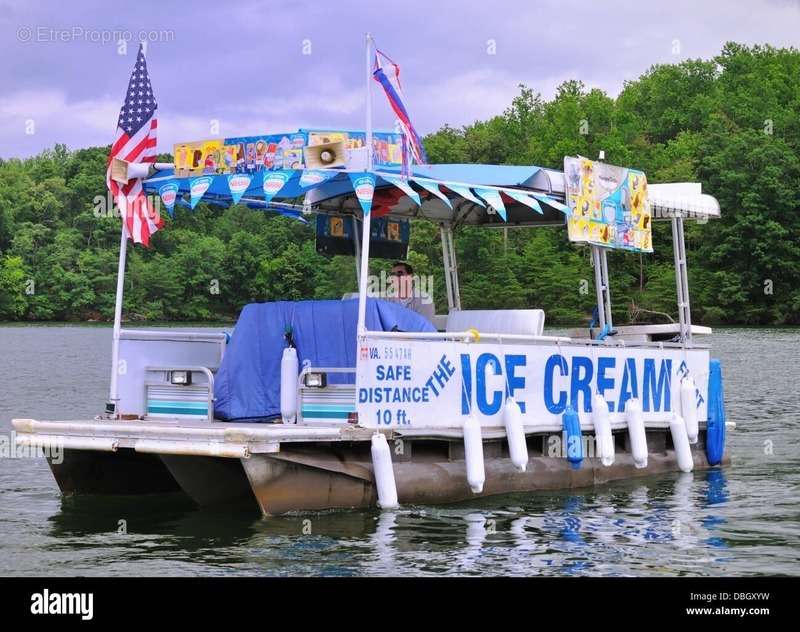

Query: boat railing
363;329;708;350
144;365;216;422
296;365;357;425
114;329;227;418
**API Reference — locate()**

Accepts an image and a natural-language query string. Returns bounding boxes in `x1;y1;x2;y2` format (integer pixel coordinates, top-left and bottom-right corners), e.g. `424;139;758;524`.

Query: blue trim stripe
301;408;351;420
148;407;208;416
148;400;208;416
302;403;355;413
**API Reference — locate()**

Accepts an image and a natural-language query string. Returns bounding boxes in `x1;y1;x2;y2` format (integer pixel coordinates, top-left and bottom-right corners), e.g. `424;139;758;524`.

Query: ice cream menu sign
564;156;653;253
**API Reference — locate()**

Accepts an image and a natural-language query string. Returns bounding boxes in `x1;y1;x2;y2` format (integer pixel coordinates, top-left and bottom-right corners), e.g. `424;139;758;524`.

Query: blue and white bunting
263;169;293;204
535;194;572;216
299;169;337;189
189;176;213;209
502;189;543;214
447;183;486;208
157;181;178;217
474;187;507;221
349;172;376;216
413;178;452;209
227;173;252;205
381;174;421;206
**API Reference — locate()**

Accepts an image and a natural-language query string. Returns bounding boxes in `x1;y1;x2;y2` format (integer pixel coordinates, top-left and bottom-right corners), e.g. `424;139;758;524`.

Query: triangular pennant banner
381;174;421;206
535;194;572;216
299;169;337;189
474;187;507;221
349;172;376;216
503;189;543;214
227;173;252;205
158;181;178;217
413;178;452;209
263;169;293;204
447;183;486;208
189;176;213;209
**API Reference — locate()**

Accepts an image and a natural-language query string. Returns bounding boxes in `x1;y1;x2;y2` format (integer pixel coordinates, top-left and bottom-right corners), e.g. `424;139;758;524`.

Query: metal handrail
361;329;708;350
296;365;357;425
144;365;216;421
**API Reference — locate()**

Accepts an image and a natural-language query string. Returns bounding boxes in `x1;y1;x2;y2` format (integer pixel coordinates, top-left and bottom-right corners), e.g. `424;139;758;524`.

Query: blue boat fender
706;359;726;466
562;403;583;469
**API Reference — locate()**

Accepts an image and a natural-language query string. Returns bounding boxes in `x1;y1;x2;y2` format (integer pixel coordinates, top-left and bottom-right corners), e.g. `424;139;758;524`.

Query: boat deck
11;416;727;515
12;415;704;459
12;417;378;459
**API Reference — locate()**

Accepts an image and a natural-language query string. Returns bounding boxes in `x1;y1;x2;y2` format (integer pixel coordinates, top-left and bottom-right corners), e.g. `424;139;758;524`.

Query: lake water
0;325;798;576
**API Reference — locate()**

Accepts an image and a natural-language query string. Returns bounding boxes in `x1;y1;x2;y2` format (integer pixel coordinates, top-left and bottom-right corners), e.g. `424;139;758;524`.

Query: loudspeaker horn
303;140;347;169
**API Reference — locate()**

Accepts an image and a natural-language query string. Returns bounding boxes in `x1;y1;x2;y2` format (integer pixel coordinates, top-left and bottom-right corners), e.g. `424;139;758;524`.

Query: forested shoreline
1;42;798;325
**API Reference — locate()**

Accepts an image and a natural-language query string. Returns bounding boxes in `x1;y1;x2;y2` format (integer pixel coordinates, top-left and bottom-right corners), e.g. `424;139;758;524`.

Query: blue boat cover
214;298;436;422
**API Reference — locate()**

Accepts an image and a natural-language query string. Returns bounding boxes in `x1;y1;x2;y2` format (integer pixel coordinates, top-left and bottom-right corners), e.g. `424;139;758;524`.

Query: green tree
0;256;27;319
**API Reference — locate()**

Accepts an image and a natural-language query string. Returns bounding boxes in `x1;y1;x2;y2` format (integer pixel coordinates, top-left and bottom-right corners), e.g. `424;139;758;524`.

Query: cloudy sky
1;0;798;158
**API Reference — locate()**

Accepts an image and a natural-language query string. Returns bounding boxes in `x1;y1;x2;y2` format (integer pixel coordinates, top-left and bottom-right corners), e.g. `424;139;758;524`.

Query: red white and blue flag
372;49;428;166
106;44;162;246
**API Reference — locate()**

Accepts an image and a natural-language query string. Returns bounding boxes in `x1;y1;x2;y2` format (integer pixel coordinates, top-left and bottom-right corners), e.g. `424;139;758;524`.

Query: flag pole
356;32;374;335
107;220;127;416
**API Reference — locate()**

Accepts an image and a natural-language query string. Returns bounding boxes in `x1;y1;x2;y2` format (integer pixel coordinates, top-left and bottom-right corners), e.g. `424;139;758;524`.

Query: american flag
106;44;162;246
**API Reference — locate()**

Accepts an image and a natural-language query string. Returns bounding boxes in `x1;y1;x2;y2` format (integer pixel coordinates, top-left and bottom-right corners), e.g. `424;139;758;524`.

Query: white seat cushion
446;309;545;337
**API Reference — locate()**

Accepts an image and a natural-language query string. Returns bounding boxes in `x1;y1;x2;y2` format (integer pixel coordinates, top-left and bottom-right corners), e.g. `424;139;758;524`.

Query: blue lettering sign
643;358;671;412
476;353;503;415
544;353;568;414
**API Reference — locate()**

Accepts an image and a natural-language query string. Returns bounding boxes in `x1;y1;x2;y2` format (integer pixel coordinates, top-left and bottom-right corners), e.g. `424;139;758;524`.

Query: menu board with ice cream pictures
308;130;403;167
173;139;227;177
563;156;653;253
223;132;308;173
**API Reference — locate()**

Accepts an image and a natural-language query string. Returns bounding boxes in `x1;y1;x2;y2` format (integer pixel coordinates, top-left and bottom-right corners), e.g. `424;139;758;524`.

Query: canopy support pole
448;226;461;310
591;246;607;332
440;225;454;312
671;217;692;344
356;32;374;335
440;224;461;312
600;247;613;329
107;222;128;416
352;216;361;287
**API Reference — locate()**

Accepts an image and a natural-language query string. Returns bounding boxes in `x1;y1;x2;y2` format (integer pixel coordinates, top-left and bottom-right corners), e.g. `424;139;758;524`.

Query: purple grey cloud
1;0;799;158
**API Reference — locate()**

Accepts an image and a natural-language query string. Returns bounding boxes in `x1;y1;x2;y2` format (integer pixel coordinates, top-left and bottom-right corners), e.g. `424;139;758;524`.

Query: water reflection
701;468;729;550
39;466;736;576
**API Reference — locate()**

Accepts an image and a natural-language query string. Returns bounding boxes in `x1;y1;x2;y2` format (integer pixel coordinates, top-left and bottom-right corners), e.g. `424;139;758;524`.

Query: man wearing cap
387;261;435;322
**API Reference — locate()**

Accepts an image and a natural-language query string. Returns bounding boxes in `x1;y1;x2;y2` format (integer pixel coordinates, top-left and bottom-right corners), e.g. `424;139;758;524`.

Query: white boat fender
504;398;528;472
280;346;298;424
669;413;694;473
371;433;399;509
625;398;648;469
591;394;614;467
463;414;486;494
680;377;699;445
